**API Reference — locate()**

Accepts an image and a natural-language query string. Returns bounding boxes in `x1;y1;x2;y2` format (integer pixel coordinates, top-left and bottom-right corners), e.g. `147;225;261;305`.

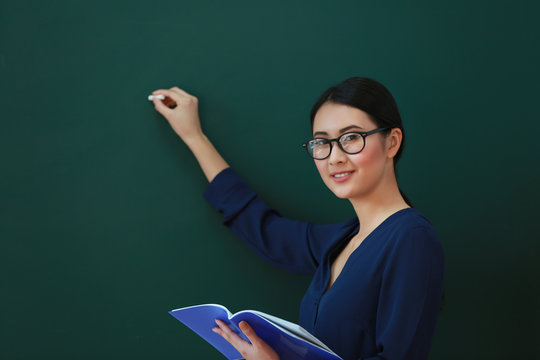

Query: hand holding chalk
149;92;177;109
150;87;229;182
150;87;203;143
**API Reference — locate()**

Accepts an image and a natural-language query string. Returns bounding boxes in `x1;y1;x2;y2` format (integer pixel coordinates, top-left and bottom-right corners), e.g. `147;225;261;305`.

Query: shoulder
378;208;444;259
386;208;439;242
382;208;444;263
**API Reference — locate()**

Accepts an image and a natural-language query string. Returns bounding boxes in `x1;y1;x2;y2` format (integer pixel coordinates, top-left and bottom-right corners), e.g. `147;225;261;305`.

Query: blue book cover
169;304;342;360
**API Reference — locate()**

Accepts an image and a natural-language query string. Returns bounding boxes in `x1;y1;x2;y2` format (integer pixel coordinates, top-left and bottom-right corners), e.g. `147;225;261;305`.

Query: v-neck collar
322;207;415;296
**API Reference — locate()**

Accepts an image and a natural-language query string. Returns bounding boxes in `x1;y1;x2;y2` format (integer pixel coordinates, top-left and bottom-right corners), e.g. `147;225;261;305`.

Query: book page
170;303;233;318
234;310;336;354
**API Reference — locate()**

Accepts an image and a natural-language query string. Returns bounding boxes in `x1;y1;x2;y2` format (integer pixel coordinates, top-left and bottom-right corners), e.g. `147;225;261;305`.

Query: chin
330;191;348;199
322;179;349;199
328;186;356;199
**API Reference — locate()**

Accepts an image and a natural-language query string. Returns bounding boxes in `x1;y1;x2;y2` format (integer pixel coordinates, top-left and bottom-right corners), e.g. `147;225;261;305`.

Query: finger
151;89;180;111
213;324;250;360
152;89;182;103
238;321;261;347
169;87;198;104
152;95;173;116
214;320;249;348
163;97;177;108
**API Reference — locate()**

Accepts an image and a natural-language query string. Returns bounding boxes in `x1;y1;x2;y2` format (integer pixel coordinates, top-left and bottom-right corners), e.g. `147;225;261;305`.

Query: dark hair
309;78;449;312
309;76;412;207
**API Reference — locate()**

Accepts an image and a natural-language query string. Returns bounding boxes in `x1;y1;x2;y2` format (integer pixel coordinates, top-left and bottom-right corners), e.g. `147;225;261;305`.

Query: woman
151;77;445;360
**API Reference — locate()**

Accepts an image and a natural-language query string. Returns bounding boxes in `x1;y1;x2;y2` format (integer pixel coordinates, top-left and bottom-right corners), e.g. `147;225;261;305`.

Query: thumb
151;88;181;116
152;96;172;117
239;321;260;346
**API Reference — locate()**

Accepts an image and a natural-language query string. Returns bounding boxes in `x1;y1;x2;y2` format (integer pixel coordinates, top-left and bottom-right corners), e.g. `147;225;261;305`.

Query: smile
331;171;354;182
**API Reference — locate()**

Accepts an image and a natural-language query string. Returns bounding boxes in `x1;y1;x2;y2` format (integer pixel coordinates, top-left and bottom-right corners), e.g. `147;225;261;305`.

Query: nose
328;141;347;165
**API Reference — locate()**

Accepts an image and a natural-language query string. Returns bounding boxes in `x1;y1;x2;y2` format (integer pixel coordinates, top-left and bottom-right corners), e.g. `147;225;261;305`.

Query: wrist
183;132;208;148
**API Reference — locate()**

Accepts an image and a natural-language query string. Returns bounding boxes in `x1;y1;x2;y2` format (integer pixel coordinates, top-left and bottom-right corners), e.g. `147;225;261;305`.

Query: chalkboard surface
1;1;539;359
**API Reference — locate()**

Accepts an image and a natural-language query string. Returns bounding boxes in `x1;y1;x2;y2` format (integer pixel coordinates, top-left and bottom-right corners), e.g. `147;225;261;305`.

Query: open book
169;304;342;360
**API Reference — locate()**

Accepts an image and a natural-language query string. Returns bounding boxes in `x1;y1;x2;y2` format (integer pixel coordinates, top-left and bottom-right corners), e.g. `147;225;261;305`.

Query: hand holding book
169;304;342;360
213;319;279;360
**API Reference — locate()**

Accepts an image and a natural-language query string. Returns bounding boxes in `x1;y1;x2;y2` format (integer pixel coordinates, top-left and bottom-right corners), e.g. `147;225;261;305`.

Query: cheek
314;160;328;181
314;160;334;187
350;143;384;168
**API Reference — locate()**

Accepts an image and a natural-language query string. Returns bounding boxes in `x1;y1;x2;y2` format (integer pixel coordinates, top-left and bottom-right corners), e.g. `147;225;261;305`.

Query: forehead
312;102;376;134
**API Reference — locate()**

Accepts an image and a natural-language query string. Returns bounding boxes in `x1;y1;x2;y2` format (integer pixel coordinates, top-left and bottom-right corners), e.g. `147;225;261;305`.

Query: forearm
185;133;230;183
150;86;230;182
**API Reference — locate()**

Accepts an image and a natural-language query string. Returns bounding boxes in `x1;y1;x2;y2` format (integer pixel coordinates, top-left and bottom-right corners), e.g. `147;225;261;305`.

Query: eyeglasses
302;127;390;160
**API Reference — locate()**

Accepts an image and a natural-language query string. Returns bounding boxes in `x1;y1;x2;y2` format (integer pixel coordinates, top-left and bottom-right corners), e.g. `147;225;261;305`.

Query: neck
348;168;410;236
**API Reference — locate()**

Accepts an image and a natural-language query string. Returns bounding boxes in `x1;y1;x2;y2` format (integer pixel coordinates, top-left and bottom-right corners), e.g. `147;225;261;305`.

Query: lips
330;170;354;182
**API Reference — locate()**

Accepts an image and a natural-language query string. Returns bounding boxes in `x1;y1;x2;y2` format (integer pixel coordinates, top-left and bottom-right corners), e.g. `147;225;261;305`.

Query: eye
341;133;362;143
310;138;329;147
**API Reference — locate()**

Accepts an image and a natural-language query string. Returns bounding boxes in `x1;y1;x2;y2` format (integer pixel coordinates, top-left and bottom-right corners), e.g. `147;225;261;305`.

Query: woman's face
311;102;391;200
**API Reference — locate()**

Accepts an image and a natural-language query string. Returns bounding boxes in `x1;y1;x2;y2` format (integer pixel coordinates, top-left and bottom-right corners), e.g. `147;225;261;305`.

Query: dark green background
1;1;539;359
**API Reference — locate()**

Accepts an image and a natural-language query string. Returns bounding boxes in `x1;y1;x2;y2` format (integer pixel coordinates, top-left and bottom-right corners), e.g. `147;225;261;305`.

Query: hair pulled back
309;77;412;207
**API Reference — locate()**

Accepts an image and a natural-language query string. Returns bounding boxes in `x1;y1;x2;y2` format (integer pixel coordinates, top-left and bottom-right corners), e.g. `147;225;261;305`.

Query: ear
386;128;402;159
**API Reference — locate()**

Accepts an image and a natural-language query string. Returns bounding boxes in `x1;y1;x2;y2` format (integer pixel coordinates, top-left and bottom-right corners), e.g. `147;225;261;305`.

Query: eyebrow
313;125;365;137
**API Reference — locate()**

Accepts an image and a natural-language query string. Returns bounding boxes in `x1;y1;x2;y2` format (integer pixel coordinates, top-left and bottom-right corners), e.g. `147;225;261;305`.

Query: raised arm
151;86;229;182
150;86;352;274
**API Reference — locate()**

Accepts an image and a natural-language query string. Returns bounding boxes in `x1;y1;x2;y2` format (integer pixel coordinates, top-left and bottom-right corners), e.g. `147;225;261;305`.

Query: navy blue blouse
204;168;445;360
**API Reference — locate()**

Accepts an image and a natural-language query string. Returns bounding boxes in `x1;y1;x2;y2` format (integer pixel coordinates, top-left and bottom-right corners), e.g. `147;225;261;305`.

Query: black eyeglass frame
302;127;391;160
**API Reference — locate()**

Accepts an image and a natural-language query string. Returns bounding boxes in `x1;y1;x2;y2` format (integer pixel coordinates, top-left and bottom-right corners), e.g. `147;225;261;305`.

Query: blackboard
2;1;539;359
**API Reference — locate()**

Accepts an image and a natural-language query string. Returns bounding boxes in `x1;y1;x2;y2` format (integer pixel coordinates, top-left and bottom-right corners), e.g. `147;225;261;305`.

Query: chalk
148;94;165;101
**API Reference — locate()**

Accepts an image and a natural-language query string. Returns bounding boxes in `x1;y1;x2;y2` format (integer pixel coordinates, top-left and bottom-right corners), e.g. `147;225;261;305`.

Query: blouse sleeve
203;167;340;275
362;226;445;360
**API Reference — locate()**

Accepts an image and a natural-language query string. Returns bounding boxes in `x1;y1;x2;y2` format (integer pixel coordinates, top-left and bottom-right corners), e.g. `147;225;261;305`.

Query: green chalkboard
1;1;539;359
